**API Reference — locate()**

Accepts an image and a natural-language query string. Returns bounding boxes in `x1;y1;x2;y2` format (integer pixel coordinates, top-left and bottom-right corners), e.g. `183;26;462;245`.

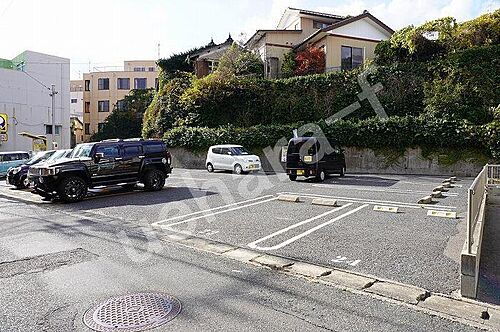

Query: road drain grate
83;293;181;331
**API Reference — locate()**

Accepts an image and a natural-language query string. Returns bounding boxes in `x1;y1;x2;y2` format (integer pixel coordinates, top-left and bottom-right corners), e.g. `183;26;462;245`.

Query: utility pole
49;84;58;150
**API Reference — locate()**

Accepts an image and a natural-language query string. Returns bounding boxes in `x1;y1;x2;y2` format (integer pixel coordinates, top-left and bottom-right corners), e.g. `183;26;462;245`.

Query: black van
285;137;346;182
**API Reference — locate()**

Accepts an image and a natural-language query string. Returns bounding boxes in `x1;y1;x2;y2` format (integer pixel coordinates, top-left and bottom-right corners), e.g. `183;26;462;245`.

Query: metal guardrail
466;165;493;254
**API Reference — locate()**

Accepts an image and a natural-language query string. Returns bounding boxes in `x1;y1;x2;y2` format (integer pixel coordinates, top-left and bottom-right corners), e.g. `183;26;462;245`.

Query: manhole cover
83;292;181;331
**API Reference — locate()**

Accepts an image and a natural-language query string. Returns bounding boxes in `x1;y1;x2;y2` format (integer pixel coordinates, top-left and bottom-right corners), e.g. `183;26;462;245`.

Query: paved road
0;195;482;331
0;169;471;295
5;168;469;295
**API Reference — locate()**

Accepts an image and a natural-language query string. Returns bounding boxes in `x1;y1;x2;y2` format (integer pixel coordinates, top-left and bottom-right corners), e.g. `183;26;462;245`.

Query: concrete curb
155;228;500;331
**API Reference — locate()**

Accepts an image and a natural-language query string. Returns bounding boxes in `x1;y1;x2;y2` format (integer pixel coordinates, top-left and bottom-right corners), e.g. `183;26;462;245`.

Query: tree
294;47;326;76
281;51;297;78
216;43;264;77
90;89;155;142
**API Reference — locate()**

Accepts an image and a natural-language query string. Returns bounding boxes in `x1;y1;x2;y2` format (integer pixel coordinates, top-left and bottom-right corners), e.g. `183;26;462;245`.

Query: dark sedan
6;150;70;189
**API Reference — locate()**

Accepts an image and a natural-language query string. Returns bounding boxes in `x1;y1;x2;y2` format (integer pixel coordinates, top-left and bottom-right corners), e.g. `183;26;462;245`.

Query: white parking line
311;184;459;196
248;204;368;251
279;192;457;210
169;176;209;181
154;195;278;228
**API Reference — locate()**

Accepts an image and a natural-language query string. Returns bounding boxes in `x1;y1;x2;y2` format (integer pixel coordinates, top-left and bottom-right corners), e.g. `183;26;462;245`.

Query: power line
22;70;51;90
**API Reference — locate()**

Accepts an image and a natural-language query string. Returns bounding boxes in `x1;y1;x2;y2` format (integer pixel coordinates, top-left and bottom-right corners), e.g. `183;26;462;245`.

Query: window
45;125;62;135
117;78;130;90
98;123;105;132
84;102;90;113
133;67;145;72
208;60;218;73
220;148;230;155
123;145;142;158
98;78;109;90
95;145;120;158
71;98;78;103
341;46;363;71
116;100;126;111
148;67;155;72
313;20;329;29
134;78;147;89
98;100;110;112
145;143;164;154
85;80;90;91
84;123;90;135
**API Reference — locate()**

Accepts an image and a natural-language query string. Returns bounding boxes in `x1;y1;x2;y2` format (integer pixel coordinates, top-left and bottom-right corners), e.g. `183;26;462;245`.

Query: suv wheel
58;176;87;203
234;164;243;175
316;170;326;182
289;174;297;181
16;176;29;189
207;163;214;173
143;169;165;191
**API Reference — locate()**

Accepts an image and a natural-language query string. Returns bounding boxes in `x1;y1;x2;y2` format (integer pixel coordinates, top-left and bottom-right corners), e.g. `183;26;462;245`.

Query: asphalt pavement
0;195;483;331
0;169;495;331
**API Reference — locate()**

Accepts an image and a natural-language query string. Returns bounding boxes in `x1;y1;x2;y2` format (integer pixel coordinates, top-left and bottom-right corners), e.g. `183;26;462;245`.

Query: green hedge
163;115;498;160
143;45;499;137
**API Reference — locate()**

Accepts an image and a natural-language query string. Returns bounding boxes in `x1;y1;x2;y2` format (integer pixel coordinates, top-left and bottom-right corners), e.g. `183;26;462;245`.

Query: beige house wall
83;61;157;141
314;35;379;69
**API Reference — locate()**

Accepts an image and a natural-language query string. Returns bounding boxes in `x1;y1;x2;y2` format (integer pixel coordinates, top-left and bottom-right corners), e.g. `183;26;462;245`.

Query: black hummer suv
29;139;172;203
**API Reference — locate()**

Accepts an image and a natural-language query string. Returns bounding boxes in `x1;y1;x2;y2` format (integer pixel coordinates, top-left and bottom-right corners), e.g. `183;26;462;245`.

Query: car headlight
40;168;59;176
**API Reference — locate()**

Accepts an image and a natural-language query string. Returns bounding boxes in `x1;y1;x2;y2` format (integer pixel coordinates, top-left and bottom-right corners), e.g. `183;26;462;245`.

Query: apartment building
0;50;70;152
246;8;393;78
70;80;84;120
82;60;158;141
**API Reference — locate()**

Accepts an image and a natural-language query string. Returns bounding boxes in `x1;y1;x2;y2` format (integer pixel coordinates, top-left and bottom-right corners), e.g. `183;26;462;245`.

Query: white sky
0;0;497;79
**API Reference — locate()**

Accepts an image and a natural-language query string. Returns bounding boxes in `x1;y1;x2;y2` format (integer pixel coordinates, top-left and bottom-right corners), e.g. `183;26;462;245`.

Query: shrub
294;46;326;76
216;43;264;77
281;50;297;78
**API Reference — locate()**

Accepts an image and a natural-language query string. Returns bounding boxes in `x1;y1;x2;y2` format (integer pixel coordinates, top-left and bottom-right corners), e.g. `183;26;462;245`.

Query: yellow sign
0;113;7;133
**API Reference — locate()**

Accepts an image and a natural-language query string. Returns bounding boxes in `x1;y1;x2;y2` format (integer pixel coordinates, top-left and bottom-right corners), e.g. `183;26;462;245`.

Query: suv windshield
26;151;53;166
45;150;69;163
229;147;250;155
70;144;94;158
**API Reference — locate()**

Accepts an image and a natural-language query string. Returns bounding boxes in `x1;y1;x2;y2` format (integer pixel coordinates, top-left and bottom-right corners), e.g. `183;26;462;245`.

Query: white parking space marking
152;195;274;227
311;184;459;196
156;196;278;228
248;204;368;251
279;192;457;211
332;256;362;267
169;176;209;181
248;204;352;249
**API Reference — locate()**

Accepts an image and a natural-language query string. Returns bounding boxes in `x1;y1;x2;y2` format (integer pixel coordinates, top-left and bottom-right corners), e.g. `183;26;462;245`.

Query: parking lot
0;168;472;295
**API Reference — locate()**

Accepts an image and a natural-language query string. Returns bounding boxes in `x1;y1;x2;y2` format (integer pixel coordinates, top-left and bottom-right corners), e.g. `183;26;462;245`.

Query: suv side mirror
94;152;104;162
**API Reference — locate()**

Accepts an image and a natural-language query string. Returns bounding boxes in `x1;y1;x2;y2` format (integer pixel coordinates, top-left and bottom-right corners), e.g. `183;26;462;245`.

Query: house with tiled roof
245;8;393;78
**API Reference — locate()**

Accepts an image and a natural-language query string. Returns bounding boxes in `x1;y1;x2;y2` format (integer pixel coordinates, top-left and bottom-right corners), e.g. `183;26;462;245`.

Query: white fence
466;165;498;254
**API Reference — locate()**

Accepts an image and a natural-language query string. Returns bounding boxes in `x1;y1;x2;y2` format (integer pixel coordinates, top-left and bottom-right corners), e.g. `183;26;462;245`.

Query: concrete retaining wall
169;147;485;177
